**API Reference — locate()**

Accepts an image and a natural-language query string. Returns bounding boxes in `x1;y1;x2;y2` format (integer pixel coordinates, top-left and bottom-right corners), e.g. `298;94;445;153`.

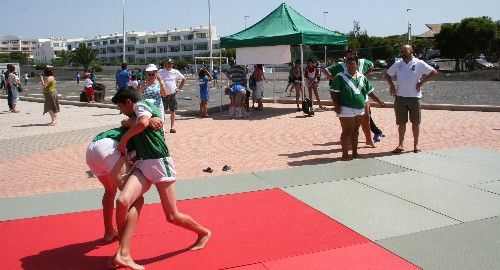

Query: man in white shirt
385;44;438;154
159;58;186;133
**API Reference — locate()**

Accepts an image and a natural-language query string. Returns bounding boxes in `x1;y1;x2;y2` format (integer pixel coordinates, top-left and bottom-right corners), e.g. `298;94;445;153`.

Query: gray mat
377;216;500;270
377;152;499;186
430;147;500;170
357;171;500;222
283;179;458;240
255;158;407;188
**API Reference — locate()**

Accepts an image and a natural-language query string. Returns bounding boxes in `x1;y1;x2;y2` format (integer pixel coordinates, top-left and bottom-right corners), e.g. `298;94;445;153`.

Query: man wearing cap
159;59;185;133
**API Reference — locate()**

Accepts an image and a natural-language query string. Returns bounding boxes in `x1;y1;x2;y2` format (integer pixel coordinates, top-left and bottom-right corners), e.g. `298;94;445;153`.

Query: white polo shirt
158;68;185;95
387;58;433;98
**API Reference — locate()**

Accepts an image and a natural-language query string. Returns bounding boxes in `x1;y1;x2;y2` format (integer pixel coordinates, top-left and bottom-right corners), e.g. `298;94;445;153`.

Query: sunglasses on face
147;73;156;77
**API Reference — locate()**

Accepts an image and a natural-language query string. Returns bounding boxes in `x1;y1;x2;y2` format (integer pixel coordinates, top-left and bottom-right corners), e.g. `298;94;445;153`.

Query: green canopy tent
220;3;348;106
220;3;347;49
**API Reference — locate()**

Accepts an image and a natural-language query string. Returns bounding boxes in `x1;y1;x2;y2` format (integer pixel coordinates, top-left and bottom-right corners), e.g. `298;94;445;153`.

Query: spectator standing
76;72;81;85
324;49;380;147
8;71;21;113
116;63;131;90
252;64;268;110
3;65;14;111
293;59;303;111
385;44;438;154
198;69;212;117
305;59;325;110
40;67;60;126
159;59;186;133
23;73;29;85
211;66;219;87
330;56;385;160
138;64;168;121
83;74;95;103
285;63;295;97
224;61;249;109
127;74;139;89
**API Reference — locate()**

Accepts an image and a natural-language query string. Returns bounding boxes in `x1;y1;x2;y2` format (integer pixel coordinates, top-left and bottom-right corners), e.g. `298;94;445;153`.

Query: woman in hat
137;64;168;121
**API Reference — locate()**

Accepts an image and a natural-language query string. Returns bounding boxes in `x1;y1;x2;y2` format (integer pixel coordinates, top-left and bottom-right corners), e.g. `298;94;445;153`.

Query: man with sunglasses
159;59;185;133
385;44;438;154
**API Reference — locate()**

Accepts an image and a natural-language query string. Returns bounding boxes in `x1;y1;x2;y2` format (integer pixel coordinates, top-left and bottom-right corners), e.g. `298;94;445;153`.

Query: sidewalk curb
2;95;499;113
262;98;500;112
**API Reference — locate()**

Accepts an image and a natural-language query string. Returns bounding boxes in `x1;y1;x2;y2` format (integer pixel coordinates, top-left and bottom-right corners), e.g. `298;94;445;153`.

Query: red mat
230;242;421;270
0;189;415;269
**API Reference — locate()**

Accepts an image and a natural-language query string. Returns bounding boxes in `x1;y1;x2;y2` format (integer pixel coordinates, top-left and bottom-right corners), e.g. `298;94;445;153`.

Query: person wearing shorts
225;84;248;118
331;56;385;160
159;58;185;133
111;87;211;269
86;125;158;270
252;64;268;110
385;44;438;154
83;74;95;103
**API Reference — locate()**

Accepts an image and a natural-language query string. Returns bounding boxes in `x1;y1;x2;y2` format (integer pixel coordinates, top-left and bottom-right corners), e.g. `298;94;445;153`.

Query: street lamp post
208;0;213;71
406;8;412;44
244;16;250;29
122;0;126;63
323;11;328;65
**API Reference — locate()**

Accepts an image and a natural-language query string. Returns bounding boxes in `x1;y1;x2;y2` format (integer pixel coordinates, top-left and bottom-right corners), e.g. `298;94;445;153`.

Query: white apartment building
69;25;220;63
33;38;75;63
0;35;38;57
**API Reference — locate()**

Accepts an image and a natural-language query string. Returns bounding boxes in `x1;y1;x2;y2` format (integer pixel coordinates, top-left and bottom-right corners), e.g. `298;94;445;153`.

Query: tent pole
272;66;276;103
300;44;305;108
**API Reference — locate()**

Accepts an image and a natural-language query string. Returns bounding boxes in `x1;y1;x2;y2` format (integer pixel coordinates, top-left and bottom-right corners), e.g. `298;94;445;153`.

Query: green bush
92;64;103;72
35;64;48;70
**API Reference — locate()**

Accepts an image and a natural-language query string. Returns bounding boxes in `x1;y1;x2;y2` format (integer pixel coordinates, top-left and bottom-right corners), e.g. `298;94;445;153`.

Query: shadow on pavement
13;123;49;127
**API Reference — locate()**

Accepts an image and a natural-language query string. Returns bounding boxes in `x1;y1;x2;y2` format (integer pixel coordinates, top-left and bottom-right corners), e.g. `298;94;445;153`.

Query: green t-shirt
326;59;373;88
330;72;373;109
132;100;170;159
92;127;128;142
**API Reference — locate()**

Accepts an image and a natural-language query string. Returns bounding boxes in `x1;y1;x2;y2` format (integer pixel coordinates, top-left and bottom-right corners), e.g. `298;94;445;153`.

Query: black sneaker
222;165;231;171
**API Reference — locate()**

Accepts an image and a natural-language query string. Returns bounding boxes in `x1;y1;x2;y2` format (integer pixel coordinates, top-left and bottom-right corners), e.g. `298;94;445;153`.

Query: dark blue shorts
200;89;209;102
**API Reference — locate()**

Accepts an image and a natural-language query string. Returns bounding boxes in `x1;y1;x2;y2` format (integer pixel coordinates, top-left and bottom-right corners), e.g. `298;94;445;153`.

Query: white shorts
254;81;264;99
337;106;365;118
135;157;176;183
86;138;121;177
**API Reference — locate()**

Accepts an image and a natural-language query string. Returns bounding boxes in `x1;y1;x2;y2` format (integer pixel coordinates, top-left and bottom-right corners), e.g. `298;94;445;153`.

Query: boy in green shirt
111;87;211;270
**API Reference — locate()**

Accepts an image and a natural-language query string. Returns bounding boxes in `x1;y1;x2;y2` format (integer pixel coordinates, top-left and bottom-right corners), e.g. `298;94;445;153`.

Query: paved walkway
0;99;499;269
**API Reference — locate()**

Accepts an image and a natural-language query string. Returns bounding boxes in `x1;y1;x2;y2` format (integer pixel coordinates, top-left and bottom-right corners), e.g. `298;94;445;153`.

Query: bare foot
190;231;211;251
49;121;57;126
114;253;145;270
103;230;118;243
366;142;376;148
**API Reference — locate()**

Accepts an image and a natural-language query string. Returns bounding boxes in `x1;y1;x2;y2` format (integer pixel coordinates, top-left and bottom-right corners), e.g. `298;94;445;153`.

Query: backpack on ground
302;98;314;117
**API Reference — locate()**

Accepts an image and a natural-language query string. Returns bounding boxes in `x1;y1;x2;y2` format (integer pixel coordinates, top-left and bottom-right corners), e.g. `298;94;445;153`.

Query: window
182;44;192;51
107;47;116;53
100;49;106;54
168;45;180;52
147;37;157;43
53;43;60;47
159;36;168;42
110;40;116;44
87;42;92;47
195;43;208;50
138;39;146;44
22;41;29;45
158;47;168;53
128;37;136;43
137;49;145;54
119;39;123;43
147;47;157;54
127;46;135;52
170;36;181;41
184;35;193;40
2;42;8;44
103;41;108;45
195;33;207;39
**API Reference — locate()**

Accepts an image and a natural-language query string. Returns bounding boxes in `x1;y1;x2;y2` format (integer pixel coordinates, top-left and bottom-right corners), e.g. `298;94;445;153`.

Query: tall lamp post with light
244;16;250;29
406;8;412;44
208;0;213;71
122;0;126;63
323;11;328;65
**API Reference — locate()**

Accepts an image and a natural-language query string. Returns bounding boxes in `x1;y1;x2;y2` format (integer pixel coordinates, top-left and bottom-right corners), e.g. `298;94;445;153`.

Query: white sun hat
145;63;158;72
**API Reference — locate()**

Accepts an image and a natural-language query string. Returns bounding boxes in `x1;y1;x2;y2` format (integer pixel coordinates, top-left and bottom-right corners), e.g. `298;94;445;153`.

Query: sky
2;0;498;40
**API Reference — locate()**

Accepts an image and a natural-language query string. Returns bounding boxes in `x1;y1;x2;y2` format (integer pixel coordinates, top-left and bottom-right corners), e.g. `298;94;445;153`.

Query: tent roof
220;3;348;48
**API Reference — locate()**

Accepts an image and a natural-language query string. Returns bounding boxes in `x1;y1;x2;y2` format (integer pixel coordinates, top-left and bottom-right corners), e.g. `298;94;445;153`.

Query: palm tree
72;44;98;69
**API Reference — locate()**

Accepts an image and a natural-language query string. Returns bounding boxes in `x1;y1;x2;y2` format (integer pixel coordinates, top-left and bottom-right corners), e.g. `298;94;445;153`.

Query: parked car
386;58;402;68
424;59;440;70
474;59;494;69
374;59;387;68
